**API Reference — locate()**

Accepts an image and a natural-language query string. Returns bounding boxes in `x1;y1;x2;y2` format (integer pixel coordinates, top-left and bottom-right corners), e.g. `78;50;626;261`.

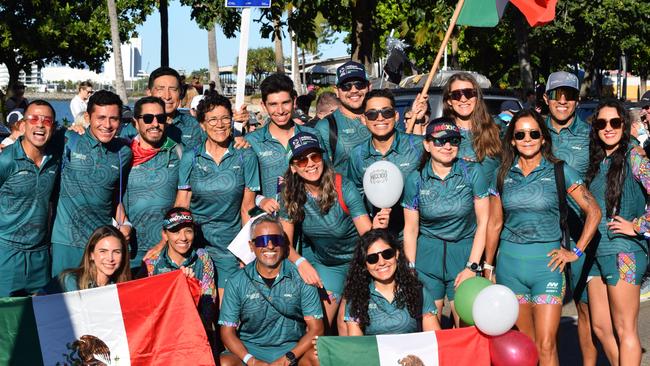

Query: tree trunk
207;25;223;94
160;0;169;67
351;0;376;74
107;0;128;103
450;32;459;69
301;48;307;89
273;18;284;73
514;13;534;92
640;72;648;98
580;66;594;99
291;33;302;94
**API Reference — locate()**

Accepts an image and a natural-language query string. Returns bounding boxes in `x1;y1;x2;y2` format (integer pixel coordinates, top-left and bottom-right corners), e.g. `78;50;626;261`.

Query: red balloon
489;330;539;366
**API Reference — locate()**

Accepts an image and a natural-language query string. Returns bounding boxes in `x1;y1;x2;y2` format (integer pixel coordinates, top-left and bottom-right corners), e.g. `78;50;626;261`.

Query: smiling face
262;91;294;128
290;149;325;184
447;80;477;119
200;105;232;144
544;88;577;126
424;137;459;165
511;116;544;159
87;104;120;143
249;221;285;270
336;79;370;113
148;75;181;115
91;236;123;284
364;96;398;139
22;104;54;150
596;106;624;151
165;225;194;258
135;102;166;148
365;239;398;283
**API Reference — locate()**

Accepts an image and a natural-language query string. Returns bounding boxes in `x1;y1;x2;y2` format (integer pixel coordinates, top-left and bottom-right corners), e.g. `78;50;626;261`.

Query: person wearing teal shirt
584;101;650;366
314;61;372;174
402;118;489;326
51;91;133;276
175;92;259;297
343;229;439;335
0;100;59;296
219;215;323;366
123;96;181;270
492;110;600;366
244;73;326;215
348;89;424;236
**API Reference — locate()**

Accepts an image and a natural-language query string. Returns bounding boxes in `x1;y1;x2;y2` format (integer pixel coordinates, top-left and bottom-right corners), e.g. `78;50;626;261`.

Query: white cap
190;95;205;110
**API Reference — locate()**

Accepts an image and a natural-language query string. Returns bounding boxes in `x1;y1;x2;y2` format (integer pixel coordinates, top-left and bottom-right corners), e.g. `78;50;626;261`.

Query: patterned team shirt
314;109;371;174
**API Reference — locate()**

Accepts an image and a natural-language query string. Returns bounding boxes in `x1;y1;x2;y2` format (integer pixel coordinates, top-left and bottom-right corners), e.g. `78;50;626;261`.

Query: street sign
225;0;270;7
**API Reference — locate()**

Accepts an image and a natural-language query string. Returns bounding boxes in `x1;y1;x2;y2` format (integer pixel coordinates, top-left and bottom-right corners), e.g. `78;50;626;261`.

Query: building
0;63;43;88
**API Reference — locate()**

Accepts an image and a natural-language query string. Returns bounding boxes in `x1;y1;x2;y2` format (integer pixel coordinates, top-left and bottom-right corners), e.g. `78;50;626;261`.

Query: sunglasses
593;118;623;130
364;108;396;121
449;88;477;101
514;130;542;140
366;248;396;264
430;136;461;147
24;114;54;127
253;234;286;248
292;151;323;168
137;113;166;124
338;80;369;92
547;88;579;101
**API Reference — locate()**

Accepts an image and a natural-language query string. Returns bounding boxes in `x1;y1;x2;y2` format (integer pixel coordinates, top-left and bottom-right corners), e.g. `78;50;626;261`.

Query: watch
465;261;481;272
285;351;297;366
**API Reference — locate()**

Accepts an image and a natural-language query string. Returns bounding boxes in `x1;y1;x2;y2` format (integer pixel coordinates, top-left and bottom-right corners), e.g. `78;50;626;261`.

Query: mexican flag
457;0;557;27
0;271;215;366
317;327;490;366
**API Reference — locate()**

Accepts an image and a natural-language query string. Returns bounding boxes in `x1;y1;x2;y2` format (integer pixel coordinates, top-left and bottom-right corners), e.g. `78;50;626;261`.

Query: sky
136;1;349;74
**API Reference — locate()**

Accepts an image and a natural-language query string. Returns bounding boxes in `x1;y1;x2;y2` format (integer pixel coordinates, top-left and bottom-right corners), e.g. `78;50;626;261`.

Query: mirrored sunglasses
24;114;54;127
253;234;286;248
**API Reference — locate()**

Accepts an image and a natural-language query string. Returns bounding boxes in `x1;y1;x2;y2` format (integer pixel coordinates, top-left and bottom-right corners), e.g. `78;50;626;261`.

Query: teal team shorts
497;241;565;305
302;246;349;301
205;249;239;289
569;240;591;303
0;245;50;296
589;250;648;286
51;243;85;277
415;236;474;301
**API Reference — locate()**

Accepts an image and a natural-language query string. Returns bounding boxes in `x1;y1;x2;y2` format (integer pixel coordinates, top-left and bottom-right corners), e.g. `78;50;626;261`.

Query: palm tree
273;18;285;73
160;0;169;67
107;0;128;103
207;24;223;93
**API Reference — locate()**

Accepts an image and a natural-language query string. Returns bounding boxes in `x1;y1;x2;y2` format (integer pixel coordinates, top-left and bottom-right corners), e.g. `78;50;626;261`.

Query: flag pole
421;0;465;94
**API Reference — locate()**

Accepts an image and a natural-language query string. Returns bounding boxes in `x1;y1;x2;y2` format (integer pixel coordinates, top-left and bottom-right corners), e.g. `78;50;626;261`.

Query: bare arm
346;321;365;336
422;313;441;331
281;219;323;288
290;317;324;358
174;189;191;209
220;326;254;365
484;196;503;267
403;208;420;263
240;188;256;225
455;196;489;287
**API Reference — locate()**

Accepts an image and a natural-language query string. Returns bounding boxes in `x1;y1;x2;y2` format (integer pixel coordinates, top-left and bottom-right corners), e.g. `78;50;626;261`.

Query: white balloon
362;161;404;208
472;284;519;336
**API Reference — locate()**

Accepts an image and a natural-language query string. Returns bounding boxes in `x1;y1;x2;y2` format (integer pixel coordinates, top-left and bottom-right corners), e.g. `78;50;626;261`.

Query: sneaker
641;276;650;301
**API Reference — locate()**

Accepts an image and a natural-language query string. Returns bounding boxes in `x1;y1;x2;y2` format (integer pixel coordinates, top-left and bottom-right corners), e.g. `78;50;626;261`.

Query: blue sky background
135;1;349;74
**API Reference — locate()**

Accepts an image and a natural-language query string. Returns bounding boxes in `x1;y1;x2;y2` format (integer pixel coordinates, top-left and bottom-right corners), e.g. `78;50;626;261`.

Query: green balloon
455;277;492;325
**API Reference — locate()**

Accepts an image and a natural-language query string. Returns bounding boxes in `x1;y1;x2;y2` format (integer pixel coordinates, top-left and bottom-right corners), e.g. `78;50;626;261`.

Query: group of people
0;60;648;366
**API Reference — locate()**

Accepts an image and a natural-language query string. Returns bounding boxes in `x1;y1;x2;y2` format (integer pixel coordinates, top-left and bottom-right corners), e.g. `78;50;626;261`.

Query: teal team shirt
0;139;59;250
344;285;437;335
120;112;204;149
500;158;582;244
218;260;323;362
246;123;325;197
279;177;368;266
178;140;260;267
402;159;489;241
124;137;181;268
457;126;501;191
546;115;591;178
51;130;132;249
315;109;371;174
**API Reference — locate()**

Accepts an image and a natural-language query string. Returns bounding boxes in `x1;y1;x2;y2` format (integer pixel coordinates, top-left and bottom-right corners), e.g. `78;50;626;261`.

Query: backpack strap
335;173;350;215
554;161;570;251
326;113;338;161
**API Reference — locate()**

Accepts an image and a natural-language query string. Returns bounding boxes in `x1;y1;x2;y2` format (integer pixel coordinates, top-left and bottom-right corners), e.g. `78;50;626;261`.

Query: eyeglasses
137;113;166;124
547;88;579;101
364;108;396;121
430;136;461;147
593;118;623;130
253;234;286;248
205;116;232;126
449;88;477;101
514;130;542;140
338;80;369;92
24;114;54;127
292;152;323;168
366;248;396;264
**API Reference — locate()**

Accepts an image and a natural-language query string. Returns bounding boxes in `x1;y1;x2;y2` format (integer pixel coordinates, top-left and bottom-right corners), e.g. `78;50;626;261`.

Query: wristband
111;218;132;229
482;263;495;271
408;262;416;269
255;195;265;207
295;257;306;267
572;247;584;258
243;353;254;365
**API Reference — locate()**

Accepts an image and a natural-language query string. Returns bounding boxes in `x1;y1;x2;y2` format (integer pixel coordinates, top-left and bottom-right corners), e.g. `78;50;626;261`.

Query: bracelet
295;257;306;267
255;195;265;207
243;353;254;365
120;219;132;228
408;262;416;269
482;263;495;271
572;247;584;258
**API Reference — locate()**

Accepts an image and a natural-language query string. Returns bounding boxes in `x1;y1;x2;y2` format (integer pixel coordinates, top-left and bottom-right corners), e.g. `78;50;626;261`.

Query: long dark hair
497;109;559;193
282;159;337;222
342;229;423;330
585;99;630;218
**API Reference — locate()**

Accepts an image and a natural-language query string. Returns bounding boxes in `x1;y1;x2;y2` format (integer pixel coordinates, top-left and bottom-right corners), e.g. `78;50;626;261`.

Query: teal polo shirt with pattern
124;137;181;268
178;139;260;262
500;158;582;244
120;111;204;149
0;138;59;250
546;115;591;178
279;177;368;266
402;159;489;241
218;259;323;362
51;130;132;249
344;284;437;335
456;126;501;191
314;109;372;174
245;123;325;197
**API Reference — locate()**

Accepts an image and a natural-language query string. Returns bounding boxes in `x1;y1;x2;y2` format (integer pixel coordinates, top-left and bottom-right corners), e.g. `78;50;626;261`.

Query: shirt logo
283;293;293;298
368;303;377;309
168;164;176;168
232;165;241;169
546;282;559;292
541;177;552;182
571;146;583;150
456;184;466;189
111;165;119;170
71;152;86;160
247;293;261;300
183;134;192;139
259;151;273;157
420;189;431;195
399;163;410;167
504;178;513;183
17;171;29;175
342;128;355;134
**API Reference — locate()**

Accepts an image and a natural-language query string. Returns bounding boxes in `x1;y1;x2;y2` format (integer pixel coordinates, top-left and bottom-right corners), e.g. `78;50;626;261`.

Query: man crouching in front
219;215;324;366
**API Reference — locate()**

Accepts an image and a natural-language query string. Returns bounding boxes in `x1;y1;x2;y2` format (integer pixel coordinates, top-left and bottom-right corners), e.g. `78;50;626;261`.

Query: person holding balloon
402;117;490;326
279;132;390;334
492;109;600;366
585;100;649;366
342;229;440;335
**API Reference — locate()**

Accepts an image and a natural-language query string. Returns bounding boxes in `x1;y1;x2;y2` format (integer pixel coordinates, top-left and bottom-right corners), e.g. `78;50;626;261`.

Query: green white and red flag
0;271;215;366
457;0;557;27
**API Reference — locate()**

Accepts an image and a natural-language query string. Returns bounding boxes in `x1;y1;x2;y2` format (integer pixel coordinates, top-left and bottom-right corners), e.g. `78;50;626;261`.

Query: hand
67;124;86;135
180;266;195;279
119;225;132;242
252;359;270;366
547;247;578;272
372;208;391;229
233;136;251;149
233;105;250;123
454;268;475;288
259;198;280;214
296;260;323;288
312;336;319;357
143;241;165;260
412;93;429;120
269;357;290;366
607;215;638;236
633;145;647;157
482;268;496;283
